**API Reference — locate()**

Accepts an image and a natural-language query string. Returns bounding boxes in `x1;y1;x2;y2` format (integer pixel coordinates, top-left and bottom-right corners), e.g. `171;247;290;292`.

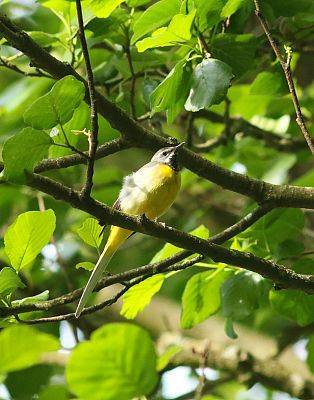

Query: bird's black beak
173;142;185;152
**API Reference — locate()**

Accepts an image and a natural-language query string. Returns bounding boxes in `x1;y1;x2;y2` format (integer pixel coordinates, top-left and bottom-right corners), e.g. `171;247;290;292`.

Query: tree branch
253;0;314;154
1;14;314;208
0;205;270;318
75;0;99;198
11;173;314;292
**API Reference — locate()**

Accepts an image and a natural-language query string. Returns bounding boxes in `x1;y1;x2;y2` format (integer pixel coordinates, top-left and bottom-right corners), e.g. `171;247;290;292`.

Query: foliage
0;0;314;398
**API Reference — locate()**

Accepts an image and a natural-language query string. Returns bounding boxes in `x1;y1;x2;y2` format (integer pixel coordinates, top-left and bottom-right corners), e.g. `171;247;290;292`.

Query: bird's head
151;142;185;171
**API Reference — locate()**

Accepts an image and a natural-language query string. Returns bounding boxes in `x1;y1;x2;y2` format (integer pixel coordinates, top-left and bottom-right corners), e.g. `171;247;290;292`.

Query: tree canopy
0;0;314;399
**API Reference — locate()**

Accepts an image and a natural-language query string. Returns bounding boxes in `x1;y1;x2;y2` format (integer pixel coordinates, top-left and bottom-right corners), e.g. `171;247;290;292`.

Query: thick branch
1;14;314;208
23;173;314;291
253;0;314;154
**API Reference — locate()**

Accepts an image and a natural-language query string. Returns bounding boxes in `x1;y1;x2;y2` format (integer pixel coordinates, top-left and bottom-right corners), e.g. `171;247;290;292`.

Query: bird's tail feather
75;226;132;318
75;245;115;318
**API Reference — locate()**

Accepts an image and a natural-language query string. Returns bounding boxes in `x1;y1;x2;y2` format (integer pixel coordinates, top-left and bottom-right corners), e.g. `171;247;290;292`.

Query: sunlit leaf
87;0;125;18
181;268;231;329
12;290;50;307
150;59;192;123
157;345;182;371
66;323;158;400
0;267;25;297
221;0;250;18
195;0;225;32
75;261;95;271
121;274;165;319
136;11;196;52
131;0;180;44
24;76;85;130
0;325;59;374
4;210;56;270
76;218;102;249
2;128;53;183
250;70;289;96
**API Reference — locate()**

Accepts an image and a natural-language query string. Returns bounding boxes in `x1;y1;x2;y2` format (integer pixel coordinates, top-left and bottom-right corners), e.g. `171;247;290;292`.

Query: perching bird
75;142;184;317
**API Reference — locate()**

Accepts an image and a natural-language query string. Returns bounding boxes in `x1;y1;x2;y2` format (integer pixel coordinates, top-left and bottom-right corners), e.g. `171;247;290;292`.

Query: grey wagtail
75;142;185;317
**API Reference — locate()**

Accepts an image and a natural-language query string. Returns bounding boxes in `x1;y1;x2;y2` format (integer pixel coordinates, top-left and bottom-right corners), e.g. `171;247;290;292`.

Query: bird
75;142;185;317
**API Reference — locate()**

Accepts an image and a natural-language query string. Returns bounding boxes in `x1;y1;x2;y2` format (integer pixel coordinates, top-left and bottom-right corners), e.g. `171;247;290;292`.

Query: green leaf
127;0;151;6
151;225;209;263
0;267;25;297
2;128;53;183
12;290;50;307
87;0;125;18
157;344;182;371
181;268;231;329
131;0;181;44
221;271;269;320
28;31;59;47
75;261;95;271
270;289;314;326
121;274;165;319
0;325;59;374
275;239;304;261
38;385;68;400
185;58;233;112
306;335;314;373
66;323;158;400
241;209;304;257
250;70;288;96
24;76;85;130
4;210;56;270
221;0;250;18
195;0;225;32
5;365;53;400
136;11;196;52
211;33;258;77
76;218;102;249
150;59;192;123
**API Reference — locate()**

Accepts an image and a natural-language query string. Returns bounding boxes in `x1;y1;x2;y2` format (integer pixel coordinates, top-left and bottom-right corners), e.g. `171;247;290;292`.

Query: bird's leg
155;218;166;228
138;213;149;225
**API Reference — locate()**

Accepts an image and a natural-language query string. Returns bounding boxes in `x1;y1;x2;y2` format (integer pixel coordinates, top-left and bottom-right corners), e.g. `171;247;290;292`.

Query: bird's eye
162;151;168;156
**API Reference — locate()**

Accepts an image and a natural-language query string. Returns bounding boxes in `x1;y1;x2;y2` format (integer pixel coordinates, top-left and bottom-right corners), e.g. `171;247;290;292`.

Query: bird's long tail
75;226;131;318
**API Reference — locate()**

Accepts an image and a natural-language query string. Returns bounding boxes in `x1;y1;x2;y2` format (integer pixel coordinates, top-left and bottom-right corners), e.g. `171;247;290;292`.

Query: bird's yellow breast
119;162;181;220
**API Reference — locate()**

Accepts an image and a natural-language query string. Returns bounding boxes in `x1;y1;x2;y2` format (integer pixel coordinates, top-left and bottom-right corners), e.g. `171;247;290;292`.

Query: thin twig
75;0;99;198
58;122;89;159
253;0;314;154
124;28;137;120
194;345;209;400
